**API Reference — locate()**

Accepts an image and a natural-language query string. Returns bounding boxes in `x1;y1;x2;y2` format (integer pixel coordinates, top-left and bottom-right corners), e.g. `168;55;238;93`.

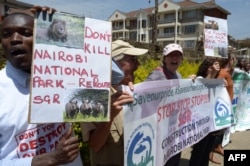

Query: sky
18;0;250;40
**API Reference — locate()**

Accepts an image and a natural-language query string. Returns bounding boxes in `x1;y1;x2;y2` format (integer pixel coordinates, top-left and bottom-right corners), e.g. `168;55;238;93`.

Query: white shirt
0;62;83;166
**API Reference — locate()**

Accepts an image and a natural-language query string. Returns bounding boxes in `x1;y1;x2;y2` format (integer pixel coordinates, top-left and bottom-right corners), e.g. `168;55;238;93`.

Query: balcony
158;33;175;38
179;17;203;23
158;19;175;25
178;32;199;38
112;26;123;30
125;25;137;30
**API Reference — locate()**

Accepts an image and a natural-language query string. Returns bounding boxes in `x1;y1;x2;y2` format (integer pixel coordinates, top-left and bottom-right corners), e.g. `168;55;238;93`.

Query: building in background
107;0;231;49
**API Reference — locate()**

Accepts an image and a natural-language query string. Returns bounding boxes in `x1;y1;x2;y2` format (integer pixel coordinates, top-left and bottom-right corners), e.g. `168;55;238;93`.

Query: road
179;130;250;166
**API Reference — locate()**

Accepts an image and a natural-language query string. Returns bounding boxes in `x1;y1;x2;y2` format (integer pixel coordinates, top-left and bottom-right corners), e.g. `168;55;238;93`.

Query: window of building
142;20;146;28
118;32;123;38
138;20;146;28
164;27;174;33
141;34;146;41
184;25;196;34
112;21;123;29
119;21;123;26
184;40;195;49
130;32;137;40
112;32;123;40
183;10;196;19
164;13;175;22
130;20;137;28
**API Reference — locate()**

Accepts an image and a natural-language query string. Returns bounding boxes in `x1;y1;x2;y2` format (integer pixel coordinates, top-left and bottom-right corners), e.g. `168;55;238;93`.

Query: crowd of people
0;6;241;166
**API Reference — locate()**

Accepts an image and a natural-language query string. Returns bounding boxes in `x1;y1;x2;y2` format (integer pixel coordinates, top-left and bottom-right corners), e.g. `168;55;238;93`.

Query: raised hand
51;126;79;165
32;126;80;166
29;5;56;15
110;91;133;119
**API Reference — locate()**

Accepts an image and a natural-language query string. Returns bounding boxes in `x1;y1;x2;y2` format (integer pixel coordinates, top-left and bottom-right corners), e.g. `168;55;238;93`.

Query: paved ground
179;130;250;166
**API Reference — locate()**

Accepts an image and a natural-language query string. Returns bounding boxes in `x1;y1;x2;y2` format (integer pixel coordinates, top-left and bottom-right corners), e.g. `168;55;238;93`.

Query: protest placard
123;78;234;165
204;15;228;57
29;12;112;123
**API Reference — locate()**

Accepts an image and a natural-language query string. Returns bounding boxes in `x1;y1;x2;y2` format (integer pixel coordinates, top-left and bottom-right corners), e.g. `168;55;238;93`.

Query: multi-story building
108;0;230;49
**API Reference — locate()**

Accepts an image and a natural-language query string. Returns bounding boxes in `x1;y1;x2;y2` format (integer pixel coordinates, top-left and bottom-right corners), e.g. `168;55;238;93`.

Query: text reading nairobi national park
33;49;109;88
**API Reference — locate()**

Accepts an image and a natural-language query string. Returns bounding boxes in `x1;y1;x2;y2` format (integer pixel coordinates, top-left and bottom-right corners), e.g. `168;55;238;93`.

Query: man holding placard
81;40;148;165
0;8;83;166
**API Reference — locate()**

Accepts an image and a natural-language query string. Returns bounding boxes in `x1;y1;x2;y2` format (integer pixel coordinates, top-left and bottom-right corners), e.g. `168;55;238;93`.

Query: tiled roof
176;0;200;7
119;0;229;17
125;7;154;17
176;0;217;8
171;0;230;14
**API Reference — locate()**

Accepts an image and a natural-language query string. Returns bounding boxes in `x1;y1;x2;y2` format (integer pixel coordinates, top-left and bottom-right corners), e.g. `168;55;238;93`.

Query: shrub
135;57;160;83
178;59;201;78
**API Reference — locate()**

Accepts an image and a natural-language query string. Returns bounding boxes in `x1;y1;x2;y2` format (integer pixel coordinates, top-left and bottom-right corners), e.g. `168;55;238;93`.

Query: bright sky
18;0;250;40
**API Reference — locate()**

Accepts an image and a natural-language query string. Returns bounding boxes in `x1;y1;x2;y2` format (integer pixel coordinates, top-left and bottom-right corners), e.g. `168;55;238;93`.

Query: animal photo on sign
63;88;109;122
48;19;68;42
205;20;219;30
35;12;85;48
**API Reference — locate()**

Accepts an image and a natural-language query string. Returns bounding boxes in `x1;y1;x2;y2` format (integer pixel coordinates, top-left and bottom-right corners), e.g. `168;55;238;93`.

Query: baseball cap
163;43;183;57
112;40;148;61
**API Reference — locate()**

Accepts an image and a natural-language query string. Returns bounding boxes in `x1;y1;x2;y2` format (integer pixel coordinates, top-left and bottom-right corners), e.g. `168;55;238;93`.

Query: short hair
3;8;34;20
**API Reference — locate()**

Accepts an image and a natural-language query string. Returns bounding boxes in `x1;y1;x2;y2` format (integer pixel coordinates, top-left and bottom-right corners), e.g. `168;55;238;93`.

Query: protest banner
231;69;250;131
204;15;228;57
29;12;112;123
123;78;234;165
222;69;250;146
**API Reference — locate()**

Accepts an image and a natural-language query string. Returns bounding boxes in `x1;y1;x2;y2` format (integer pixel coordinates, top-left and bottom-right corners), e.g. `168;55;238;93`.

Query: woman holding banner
145;43;184;166
189;57;221;166
209;53;236;164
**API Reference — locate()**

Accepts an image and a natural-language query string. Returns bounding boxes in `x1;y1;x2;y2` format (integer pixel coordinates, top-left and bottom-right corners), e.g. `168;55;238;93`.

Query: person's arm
87;91;133;152
88;122;112;152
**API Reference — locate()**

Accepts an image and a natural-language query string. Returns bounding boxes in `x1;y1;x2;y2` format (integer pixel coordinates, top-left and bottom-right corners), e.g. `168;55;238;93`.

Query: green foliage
134;57;160;83
178;58;201;78
73;123;91;166
134;57;200;83
0;57;6;69
0;61;6;69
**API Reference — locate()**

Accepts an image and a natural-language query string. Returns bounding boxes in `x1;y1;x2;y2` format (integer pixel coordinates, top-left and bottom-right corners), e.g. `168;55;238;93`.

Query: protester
80;40;148;165
235;58;247;72
145;43;184;166
0;8;83;165
218;54;235;103
188;57;221;166
209;53;235;164
246;63;250;74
